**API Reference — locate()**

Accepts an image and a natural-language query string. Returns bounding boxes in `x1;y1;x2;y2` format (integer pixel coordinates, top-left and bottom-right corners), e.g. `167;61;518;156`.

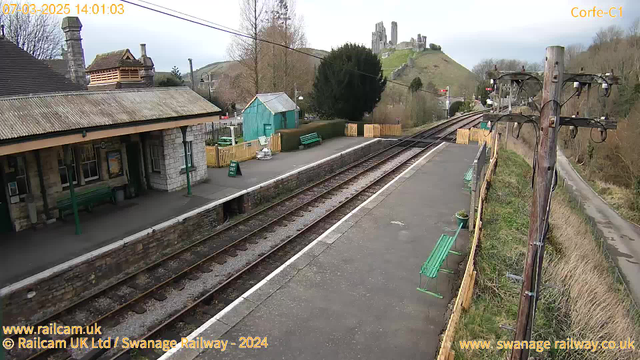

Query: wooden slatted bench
217;137;233;147
463;166;473;192
57;185;115;220
299;132;322;148
417;223;463;298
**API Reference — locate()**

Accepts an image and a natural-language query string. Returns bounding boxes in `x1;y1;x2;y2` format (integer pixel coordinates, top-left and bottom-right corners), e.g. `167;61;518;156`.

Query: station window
80;144;100;181
150;145;162;172
182;141;193;168
7;155;30;197
58;149;77;187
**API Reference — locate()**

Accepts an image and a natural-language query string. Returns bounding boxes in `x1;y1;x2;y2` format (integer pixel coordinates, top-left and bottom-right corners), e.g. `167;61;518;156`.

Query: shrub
277;120;346;151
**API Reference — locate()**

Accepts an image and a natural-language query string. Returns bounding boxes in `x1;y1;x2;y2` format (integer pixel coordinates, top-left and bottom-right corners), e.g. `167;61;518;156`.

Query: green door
126;143;142;197
0;182;12;233
264;124;273;137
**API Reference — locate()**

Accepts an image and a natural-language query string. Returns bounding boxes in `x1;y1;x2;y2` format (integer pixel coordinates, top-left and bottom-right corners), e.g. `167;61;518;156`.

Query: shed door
264;124;273;137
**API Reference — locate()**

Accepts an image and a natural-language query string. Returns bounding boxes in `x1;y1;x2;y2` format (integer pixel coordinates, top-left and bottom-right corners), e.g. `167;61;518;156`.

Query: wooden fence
470;128;491;144
456;129;470;144
364;124;380;138
345;123;358;137
206;133;281;168
380;124;402;136
437;133;498;360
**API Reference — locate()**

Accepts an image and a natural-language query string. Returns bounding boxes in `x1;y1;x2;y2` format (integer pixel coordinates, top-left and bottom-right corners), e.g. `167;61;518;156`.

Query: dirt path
557;150;640;305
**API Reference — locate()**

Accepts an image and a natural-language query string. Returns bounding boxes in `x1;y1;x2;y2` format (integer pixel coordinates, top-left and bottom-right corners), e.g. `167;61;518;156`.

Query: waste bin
115;188;125;203
26;194;37;224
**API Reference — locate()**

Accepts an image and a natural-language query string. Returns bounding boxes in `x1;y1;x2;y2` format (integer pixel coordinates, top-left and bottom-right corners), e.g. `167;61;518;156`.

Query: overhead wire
119;0;443;96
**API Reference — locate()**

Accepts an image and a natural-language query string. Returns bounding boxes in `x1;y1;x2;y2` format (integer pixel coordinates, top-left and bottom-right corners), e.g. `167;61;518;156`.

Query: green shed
242;92;298;142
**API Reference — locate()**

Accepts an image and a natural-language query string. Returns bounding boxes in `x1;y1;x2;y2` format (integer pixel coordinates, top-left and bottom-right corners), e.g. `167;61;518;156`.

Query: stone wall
0;139;391;326
161;124;208;192
1;203;225;325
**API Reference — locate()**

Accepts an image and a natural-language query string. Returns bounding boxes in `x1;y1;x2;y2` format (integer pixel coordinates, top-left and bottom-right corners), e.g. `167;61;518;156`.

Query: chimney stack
61;17;87;87
138;43;155;87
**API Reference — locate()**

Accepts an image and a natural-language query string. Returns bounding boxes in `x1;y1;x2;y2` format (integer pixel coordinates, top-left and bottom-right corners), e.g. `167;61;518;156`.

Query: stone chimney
138;43;155;87
61;17;87;87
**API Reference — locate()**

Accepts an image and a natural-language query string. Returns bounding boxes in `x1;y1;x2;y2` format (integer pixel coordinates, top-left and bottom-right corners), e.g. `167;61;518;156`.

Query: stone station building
0;87;220;233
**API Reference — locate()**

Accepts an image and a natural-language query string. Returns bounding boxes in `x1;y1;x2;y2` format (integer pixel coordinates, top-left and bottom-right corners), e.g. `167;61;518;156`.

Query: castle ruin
371;21;427;55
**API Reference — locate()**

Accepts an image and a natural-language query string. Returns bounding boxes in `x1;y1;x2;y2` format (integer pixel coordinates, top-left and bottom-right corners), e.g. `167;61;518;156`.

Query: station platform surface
0;137;373;287
169;143;477;360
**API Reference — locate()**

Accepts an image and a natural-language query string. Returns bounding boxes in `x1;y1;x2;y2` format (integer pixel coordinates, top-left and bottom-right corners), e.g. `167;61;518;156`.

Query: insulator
599;128;607;142
569;126;578;139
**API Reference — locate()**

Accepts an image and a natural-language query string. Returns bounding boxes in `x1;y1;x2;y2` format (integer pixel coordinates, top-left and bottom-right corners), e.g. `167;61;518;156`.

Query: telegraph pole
510;46;564;360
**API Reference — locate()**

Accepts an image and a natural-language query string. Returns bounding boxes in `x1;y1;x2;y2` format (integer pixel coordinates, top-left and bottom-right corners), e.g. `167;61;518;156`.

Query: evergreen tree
311;43;387;121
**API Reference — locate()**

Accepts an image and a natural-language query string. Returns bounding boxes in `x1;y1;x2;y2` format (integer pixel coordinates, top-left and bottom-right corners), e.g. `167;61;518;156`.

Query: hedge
277;120;346;151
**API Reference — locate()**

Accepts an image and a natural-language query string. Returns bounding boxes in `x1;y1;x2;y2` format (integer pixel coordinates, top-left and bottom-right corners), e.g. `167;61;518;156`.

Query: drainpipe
180;126;192;196
34;150;51;220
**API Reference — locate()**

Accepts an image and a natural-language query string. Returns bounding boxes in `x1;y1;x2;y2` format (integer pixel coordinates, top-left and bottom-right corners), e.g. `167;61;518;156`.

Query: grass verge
452;149;639;360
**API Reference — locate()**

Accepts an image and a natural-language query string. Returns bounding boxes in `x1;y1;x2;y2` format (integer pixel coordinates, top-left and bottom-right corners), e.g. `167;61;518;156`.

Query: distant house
86;46;155;90
242;93;298;142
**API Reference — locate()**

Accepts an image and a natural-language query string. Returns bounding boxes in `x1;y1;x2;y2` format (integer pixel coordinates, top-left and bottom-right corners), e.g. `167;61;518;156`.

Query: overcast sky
32;0;640;72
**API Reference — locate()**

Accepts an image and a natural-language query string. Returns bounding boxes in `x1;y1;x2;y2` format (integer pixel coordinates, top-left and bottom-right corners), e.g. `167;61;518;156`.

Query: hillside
381;49;478;99
185;47;328;83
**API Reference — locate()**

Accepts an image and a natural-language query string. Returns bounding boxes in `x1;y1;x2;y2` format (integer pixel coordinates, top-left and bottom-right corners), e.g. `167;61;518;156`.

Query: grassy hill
381;49;478;99
185;47;328;83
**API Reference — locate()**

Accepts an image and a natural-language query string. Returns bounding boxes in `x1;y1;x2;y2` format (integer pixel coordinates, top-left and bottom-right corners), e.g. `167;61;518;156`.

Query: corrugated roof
244;92;297;114
0;38;85;96
0;87;221;142
86;49;143;72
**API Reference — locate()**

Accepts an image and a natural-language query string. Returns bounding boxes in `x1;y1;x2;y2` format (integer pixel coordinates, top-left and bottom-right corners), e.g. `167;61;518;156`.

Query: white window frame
150;145;162;172
182;141;193;168
80;144;100;181
58;149;78;187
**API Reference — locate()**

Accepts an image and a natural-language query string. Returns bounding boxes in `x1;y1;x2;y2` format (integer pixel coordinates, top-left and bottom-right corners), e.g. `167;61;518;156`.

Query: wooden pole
510;46;564;360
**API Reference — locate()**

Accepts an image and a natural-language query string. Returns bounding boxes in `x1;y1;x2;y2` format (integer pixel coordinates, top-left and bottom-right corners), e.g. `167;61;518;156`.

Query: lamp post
63;145;81;235
294;83;303;128
180;126;192;196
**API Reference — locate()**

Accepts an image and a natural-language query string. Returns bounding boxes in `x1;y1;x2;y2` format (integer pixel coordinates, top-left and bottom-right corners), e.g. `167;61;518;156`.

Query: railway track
6;112;483;360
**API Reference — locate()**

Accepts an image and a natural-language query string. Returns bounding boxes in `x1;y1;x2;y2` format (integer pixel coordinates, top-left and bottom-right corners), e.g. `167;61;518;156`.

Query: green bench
417;223;464;298
463;166;473;192
299;132;322;148
56;185;115;220
218;137;234;147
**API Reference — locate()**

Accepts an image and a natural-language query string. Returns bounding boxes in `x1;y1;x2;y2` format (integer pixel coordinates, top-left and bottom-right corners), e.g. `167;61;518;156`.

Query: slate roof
86;49;144;72
244;92;297;114
0;37;85;97
0;87;221;142
43;59;70;78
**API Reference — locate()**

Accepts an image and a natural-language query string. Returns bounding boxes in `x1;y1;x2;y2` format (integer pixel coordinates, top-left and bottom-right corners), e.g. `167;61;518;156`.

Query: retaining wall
0;139;392;326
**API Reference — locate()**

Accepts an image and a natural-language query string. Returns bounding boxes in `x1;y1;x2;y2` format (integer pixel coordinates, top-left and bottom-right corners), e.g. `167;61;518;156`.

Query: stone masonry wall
1;139;390;325
162;124;208;192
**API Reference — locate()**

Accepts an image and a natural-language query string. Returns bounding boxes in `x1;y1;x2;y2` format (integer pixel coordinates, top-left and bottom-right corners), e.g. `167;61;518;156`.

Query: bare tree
0;1;63;59
472;58;494;80
564;43;585;70
228;0;266;98
592;25;624;47
260;0;311;98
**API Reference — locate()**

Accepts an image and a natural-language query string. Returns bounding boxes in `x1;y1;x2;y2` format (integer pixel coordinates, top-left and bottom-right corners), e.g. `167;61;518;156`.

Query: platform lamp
180;126;192;196
63;144;81;235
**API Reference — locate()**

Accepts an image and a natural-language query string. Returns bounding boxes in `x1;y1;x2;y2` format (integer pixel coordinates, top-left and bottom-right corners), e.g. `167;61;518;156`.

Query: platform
0;137;373;287
166;143;478;360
